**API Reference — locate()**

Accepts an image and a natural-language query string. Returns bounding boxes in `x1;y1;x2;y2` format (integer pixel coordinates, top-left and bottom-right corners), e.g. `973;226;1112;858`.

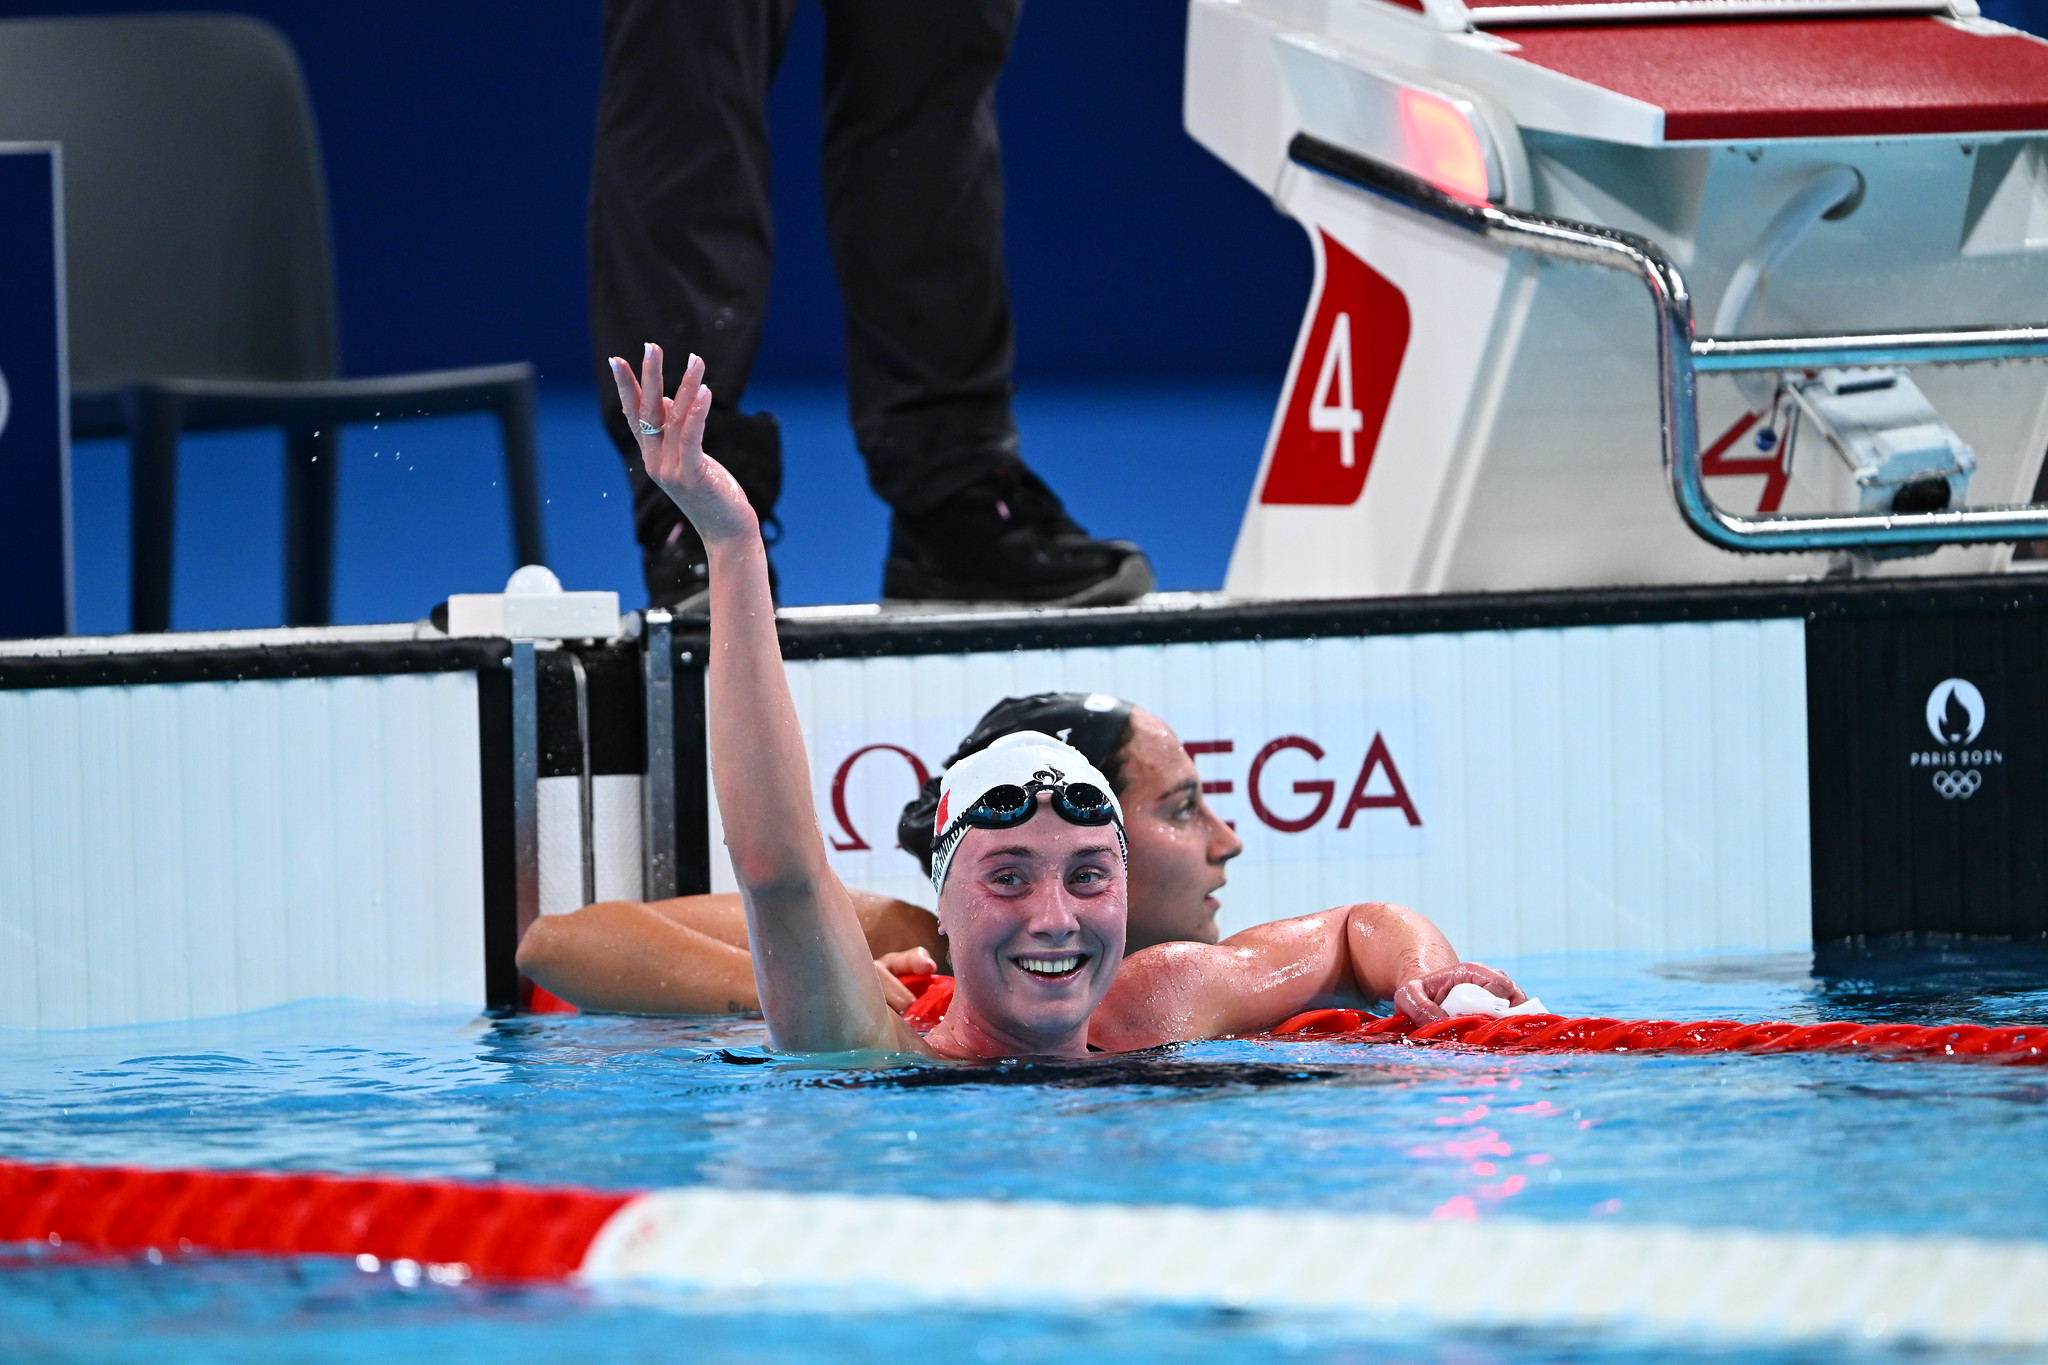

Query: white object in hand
1439;983;1548;1019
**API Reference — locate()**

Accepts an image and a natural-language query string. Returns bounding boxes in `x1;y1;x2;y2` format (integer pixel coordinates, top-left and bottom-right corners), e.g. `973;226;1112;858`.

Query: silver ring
635;418;663;438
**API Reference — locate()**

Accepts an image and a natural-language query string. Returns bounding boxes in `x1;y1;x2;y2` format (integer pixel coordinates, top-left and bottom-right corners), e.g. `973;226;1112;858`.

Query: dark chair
0;14;546;631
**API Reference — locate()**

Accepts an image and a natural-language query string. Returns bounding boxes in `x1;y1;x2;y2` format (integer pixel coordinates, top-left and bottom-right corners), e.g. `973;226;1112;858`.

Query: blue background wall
8;0;2047;628
0;0;1312;385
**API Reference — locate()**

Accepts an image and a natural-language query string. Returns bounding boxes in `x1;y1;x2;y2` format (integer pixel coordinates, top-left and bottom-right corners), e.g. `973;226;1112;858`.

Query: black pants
589;0;1024;554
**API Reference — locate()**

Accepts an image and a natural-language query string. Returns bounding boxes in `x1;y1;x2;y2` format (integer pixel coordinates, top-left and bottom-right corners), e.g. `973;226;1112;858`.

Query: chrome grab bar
1693;329;2048;372
1289;133;2048;554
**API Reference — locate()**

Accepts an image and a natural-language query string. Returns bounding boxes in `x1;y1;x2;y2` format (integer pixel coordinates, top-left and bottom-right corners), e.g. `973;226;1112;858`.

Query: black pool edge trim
0;637;514;691
658;573;2048;662
477;665;520;1011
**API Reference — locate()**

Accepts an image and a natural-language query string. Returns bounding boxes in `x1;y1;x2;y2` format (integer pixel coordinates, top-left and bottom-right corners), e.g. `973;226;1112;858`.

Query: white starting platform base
1187;0;2048;597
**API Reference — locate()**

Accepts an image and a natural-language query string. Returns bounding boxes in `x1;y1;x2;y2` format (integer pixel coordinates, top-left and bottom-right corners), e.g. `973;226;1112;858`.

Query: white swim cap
930;731;1125;893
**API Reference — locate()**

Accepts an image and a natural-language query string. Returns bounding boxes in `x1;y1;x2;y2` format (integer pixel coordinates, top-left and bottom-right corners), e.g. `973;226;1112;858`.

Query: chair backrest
0;14;338;388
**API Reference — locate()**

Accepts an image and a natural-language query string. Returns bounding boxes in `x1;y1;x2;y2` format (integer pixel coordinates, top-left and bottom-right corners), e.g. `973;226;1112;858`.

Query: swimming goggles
953;775;1119;832
928;734;1125;891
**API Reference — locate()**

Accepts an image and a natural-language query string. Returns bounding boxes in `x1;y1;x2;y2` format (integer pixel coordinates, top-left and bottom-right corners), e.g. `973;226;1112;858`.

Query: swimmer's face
1116;708;1243;951
935;805;1126;1053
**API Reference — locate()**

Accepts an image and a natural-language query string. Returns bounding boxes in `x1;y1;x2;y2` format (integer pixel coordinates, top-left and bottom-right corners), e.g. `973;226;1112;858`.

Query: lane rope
0;1159;627;1281
1265;1007;2048;1061
895;973;2048;1062
4;1157;2048;1349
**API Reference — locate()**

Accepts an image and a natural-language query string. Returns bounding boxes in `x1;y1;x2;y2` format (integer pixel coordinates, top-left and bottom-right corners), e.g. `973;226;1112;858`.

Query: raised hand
608;343;757;545
1393;961;1529;1023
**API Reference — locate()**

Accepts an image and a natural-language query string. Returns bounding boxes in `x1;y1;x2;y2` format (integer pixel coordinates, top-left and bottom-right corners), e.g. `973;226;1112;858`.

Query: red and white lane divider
541;973;2048;1067
0;1159;628;1281
895;974;2048;1062
5;1157;2048;1349
1268;1008;2048;1060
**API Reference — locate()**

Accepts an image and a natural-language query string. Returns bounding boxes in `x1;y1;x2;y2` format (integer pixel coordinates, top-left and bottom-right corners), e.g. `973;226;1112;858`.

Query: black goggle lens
966;784;1036;826
1053;781;1115;825
959;779;1115;832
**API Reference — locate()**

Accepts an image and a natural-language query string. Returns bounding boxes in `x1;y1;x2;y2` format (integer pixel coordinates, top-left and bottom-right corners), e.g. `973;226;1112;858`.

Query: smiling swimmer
584;344;1526;1057
522;689;1526;1027
912;729;1130;1056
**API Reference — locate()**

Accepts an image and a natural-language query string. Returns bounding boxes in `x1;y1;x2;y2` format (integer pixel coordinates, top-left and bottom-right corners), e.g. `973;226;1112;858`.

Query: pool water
2;938;2045;1363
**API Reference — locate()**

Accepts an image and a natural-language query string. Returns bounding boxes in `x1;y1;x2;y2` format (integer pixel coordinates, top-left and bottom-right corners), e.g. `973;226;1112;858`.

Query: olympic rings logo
1932;769;1982;800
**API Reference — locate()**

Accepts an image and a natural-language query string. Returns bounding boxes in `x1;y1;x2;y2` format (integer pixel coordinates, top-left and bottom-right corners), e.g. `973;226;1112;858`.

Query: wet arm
645;890;944;962
704;543;918;1053
614;346;909;1054
1342;900;1458;1001
1089;909;1360;1049
516;900;763;1015
513;892;945;1016
1088;902;1483;1048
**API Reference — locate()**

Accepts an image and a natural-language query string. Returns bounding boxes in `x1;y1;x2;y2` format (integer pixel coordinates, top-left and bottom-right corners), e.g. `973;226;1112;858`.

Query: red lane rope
0;1159;632;1279
1266;1007;2048;1061
896;976;2047;1061
5;997;2040;1275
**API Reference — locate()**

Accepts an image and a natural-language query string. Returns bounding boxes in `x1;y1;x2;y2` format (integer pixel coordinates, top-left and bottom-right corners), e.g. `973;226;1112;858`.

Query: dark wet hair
897;692;1136;876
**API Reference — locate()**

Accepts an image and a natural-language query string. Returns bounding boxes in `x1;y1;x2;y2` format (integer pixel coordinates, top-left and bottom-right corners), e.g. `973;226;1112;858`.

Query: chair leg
285;427;341;627
126;388;184;634
496;380;547;569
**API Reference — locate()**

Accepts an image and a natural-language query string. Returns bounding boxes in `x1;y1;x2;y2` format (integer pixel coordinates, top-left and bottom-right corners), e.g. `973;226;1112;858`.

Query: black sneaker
642;521;710;614
642;517;778;614
883;463;1154;606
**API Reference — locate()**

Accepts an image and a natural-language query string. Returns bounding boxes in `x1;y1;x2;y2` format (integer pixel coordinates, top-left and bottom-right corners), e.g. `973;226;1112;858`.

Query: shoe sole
647;561;778;618
881;551;1156;609
649;585;711;616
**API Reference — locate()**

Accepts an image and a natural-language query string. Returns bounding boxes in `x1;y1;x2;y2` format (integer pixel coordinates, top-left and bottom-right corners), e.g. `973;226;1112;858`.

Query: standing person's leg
590;0;796;610
819;0;1153;605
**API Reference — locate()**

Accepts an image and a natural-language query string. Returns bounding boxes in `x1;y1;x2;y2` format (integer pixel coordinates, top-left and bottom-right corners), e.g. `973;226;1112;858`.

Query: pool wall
709;619;1812;953
2;572;2043;1027
0;627;526;1028
0;667;485;1028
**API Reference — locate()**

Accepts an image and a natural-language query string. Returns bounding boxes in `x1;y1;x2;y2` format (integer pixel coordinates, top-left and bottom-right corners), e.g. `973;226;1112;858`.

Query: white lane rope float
587;1188;2046;1349
9;1159;2048;1349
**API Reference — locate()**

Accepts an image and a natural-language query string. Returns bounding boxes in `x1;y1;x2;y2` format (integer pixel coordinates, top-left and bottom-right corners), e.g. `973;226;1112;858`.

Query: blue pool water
3;940;2046;1363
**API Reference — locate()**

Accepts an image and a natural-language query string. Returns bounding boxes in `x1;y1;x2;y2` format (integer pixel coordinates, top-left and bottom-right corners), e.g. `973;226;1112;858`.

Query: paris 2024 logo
1911;678;1999;800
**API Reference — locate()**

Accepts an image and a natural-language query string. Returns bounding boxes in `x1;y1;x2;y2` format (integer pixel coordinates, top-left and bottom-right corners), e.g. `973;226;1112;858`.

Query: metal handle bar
1694;329;2048;371
1289;133;2048;554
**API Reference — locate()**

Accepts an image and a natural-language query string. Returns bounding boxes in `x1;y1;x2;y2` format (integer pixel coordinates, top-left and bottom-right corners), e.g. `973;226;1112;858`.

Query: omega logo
823;731;1423;854
828;744;930;852
1239;733;1420;832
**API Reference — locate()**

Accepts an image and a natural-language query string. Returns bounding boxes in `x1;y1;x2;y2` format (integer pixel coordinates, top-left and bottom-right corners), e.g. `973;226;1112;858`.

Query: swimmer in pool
520;689;1525;1026
581;345;1523;1056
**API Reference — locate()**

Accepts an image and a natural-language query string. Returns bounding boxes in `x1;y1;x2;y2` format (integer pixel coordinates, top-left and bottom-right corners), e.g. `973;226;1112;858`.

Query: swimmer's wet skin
517;690;1523;1029
611;344;1528;1061
616;343;1086;1060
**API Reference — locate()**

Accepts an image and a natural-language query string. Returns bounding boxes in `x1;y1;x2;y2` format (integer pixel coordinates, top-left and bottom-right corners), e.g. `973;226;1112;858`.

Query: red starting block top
1502;17;2048;140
